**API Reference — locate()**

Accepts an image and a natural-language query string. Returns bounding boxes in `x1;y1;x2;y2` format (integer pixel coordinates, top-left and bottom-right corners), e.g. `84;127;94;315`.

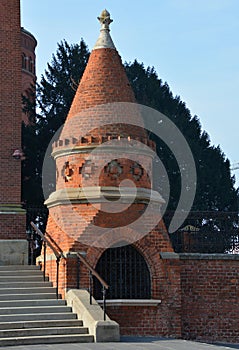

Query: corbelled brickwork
0;0;26;241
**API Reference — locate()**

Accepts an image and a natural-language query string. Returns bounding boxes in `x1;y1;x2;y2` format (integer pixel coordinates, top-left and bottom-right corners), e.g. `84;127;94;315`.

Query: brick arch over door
93;244;151;300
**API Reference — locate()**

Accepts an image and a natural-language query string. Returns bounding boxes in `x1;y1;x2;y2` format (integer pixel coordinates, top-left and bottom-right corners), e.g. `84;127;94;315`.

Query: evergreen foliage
22;39;90;205
22;40;238;252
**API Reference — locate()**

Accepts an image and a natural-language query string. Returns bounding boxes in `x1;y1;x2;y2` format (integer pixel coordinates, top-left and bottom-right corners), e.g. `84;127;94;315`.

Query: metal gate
94;245;151;299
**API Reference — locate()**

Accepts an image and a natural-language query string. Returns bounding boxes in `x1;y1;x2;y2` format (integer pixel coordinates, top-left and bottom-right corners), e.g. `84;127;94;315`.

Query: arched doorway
94;244;151;299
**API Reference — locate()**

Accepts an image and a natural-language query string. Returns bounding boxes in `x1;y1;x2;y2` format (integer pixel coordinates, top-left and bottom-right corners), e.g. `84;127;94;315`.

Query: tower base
0;240;28;265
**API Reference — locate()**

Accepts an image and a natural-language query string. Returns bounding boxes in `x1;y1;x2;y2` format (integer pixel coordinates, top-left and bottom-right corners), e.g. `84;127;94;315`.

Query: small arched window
29;57;34;73
22;53;27;69
94;244;151;299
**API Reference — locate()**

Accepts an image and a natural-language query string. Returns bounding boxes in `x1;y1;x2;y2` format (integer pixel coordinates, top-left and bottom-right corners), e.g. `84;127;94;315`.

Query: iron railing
29;221;109;319
30;222;63;299
26;206;239;253
93;245;151;300
76;253;109;321
164;211;239;253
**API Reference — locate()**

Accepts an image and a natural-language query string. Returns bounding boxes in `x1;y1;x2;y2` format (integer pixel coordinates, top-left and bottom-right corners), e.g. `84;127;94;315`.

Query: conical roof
66;10;136;120
57;10;148;146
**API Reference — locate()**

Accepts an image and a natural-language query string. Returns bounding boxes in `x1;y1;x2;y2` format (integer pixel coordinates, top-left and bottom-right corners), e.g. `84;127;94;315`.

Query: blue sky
21;0;239;185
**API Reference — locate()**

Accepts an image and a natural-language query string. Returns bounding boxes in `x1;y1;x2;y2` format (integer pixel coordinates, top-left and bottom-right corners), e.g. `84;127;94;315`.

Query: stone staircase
0;265;94;346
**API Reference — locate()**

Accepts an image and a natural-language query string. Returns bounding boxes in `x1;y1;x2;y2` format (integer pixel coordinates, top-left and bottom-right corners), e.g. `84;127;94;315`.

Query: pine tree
125;60;238;252
22;39;89;230
22;43;238;252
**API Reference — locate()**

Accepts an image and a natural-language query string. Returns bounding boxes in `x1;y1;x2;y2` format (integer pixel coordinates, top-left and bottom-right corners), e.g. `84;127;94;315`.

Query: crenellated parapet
52;134;156;159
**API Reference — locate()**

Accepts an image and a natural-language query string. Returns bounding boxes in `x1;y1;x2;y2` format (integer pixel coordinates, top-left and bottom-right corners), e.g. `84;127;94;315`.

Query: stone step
0;266;40;271
0;270;43;276
0;286;56;294
0;275;47;282
0;334;94;346
0;319;83;330
0;281;52;288
0;265;94;345
0;313;78;322
0;293;57;300
0;326;89;338
0;305;72;315
0;299;66;308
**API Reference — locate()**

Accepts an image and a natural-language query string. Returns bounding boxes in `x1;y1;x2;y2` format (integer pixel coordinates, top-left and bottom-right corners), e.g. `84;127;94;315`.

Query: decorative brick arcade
0;0;27;265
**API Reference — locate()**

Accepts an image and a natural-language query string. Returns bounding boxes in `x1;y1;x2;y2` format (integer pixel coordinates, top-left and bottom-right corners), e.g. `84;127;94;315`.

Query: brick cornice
0;204;26;215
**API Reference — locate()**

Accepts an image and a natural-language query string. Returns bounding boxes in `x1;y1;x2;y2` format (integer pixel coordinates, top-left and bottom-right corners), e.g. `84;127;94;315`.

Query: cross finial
97;9;113;29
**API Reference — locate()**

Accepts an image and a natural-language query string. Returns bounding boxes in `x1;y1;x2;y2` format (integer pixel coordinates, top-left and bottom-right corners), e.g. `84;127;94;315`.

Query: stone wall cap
97;299;162;306
179;253;239;260
160;252;179;259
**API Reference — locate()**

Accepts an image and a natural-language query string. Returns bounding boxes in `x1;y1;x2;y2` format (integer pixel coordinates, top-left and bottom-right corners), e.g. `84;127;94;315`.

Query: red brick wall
43;245;239;342
0;0;22;203
107;304;180;337
181;255;239;343
44;214;181;337
104;252;181;338
0;0;26;239
0;214;26;240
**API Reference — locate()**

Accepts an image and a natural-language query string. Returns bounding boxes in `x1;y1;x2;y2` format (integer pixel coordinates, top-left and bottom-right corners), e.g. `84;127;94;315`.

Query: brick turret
44;10;180;337
45;9;165;247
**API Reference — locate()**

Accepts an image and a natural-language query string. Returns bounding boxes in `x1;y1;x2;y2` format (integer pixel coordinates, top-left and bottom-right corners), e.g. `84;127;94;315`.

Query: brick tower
21;27;37;124
44;10;181;336
0;0;27;264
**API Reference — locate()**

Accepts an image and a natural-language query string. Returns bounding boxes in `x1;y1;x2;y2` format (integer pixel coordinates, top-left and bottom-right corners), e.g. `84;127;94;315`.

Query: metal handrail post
89;271;93;305
76;255;80;289
30;235;34;266
102;286;106;321
56;256;60;299
30;222;64;300
43;240;46;282
76;252;109;320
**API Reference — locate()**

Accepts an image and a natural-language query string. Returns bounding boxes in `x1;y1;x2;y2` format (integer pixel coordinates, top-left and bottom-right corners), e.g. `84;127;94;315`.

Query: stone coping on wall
160;252;180;259
160;252;239;260
179;253;239;260
97;299;161;306
66;289;120;342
